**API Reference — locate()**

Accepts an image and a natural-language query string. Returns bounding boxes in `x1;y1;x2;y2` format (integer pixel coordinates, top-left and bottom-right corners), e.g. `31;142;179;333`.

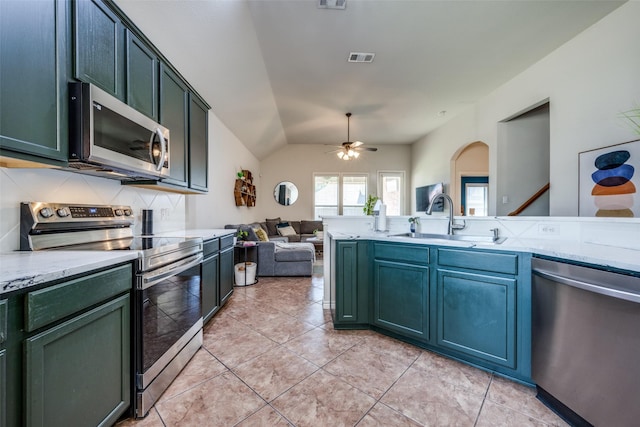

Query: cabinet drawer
203;238;220;257
0;300;6;344
25;264;132;332
220;234;234;250
437;248;518;275
374;243;429;265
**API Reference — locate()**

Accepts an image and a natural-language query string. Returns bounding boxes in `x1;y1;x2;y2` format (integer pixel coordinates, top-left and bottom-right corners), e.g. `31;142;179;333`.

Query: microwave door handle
157;128;166;172
149;128;166;172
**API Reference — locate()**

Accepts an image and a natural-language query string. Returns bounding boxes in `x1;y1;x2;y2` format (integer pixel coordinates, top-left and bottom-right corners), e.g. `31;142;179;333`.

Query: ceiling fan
326;113;378;160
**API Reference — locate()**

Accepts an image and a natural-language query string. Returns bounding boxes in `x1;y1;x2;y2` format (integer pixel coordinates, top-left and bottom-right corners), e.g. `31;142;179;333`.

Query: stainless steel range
20;202;204;418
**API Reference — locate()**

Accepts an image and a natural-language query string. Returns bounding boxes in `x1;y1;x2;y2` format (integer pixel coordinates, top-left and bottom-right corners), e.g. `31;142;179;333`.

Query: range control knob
39;207;54;218
56;208;69;217
114;209;124;216
123;209;132;216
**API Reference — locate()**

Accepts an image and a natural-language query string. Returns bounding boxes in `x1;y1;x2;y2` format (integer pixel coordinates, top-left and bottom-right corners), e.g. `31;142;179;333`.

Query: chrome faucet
426;193;466;235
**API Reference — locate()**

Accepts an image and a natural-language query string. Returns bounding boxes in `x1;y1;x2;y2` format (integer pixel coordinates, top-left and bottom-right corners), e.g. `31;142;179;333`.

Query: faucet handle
490;228;499;241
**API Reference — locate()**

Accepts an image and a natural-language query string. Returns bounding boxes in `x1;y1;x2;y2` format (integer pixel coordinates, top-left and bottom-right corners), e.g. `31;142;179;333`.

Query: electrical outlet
538;224;560;235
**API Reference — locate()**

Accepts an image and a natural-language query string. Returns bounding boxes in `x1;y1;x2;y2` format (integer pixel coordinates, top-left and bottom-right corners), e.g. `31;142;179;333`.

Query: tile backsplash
0;167;186;252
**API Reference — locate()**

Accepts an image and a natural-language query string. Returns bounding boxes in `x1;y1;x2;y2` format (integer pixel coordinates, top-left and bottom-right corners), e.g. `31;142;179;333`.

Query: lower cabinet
24;295;130;427
373;259;430;341
201;251;220;323
0;348;5;427
332;240;369;327
219;246;234;306
436;269;516;368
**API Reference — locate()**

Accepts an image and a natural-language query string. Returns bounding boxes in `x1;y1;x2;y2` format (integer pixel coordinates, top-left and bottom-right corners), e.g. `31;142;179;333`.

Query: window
314;173;367;218
378;171;405;215
461;176;488;216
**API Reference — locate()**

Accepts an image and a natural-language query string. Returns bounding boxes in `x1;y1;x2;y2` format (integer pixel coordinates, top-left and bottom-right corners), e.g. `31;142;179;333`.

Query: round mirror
274;181;298;206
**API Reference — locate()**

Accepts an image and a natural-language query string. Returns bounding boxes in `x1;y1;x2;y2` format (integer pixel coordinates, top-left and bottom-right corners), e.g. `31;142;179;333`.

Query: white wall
258;143;412;221
412;1;640;216
186;112;261;229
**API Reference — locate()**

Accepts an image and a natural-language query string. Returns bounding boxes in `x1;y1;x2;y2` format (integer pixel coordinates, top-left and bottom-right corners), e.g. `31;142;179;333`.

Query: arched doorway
450;141;489;216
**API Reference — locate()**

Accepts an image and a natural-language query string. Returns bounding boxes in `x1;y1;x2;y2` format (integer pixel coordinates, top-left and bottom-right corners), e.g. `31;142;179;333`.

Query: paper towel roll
377;204;387;231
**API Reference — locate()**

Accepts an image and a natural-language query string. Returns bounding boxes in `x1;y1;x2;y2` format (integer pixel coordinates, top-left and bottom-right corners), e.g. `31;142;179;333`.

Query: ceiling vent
348;52;375;63
318;0;346;10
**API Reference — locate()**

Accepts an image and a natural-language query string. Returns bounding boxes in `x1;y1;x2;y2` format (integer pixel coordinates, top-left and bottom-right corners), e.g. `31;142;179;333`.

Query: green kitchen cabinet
0;0;69;166
126;30;158;120
25;294;130;427
4;263;132;427
220;244;234;306
332;240;370;328
201;238;221;323
159;64;189;187
188;95;209;192
372;243;430;341
74;0;125;99
0;299;6;427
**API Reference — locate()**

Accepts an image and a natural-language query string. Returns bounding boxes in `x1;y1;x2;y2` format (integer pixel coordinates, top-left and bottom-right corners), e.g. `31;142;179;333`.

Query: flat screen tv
416;182;444;212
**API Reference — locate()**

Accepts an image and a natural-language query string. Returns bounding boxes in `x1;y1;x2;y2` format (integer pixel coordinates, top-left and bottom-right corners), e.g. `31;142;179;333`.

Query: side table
234;242;259;286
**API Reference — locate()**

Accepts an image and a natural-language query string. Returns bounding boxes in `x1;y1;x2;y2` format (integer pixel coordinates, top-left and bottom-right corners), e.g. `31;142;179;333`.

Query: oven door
135;253;203;393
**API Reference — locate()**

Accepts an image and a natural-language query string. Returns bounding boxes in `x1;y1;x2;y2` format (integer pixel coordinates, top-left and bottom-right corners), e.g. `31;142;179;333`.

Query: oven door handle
139;253;203;290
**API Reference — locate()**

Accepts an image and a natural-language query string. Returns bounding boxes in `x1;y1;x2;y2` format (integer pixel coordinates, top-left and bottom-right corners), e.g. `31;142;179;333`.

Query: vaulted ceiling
115;0;625;159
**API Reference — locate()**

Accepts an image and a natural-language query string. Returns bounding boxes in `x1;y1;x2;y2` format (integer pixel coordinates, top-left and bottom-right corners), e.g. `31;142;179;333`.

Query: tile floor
117;264;568;427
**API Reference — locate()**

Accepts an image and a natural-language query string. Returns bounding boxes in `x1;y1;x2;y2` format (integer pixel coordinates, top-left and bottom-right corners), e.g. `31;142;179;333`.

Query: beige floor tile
272;370;376;427
155;371;266;426
158;348;228;403
203;323;278;368
356;403;423;427
284;326;364;366
324;343;416;399
381;365;484;426
476;400;549;427
486;376;569;426
116;407;164;426
358;332;423;364
236;405;293;426
411;350;492;396
251;311;317;344
233;346;319;401
292;301;328;326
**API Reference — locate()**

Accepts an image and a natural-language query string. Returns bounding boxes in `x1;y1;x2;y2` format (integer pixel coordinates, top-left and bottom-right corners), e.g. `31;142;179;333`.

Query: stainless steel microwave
68;82;170;180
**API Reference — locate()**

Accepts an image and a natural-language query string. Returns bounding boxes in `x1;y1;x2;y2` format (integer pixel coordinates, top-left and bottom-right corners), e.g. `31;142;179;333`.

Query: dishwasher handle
533;268;640;304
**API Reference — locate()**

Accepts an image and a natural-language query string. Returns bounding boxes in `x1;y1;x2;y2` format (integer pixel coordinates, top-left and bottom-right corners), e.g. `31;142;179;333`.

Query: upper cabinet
0;0;69;166
125;30;158;120
73;0;124;99
159;64;189;187
189;95;208;192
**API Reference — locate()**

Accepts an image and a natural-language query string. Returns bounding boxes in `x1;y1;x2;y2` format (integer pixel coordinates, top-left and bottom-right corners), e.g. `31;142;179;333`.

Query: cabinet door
0;0;68;165
125;30;158;120
436;269;516;369
219;247;234;306
202;253;220;324
0;349;5;427
188;94;208;191
333;241;369;326
24;294;130;427
159;64;188;186
373;260;430;341
74;0;124;98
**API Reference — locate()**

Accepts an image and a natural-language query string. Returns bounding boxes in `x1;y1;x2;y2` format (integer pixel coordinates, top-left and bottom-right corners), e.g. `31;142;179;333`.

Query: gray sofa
225;223;316;276
262;218;323;243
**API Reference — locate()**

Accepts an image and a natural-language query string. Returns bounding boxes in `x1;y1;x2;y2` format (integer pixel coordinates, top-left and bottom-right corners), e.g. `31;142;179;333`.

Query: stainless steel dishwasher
532;258;640;427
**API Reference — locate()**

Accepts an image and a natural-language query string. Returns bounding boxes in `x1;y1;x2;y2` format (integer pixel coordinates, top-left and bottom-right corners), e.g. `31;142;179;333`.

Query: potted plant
236;230;248;242
363;195;379;215
313;229;324;240
408;217;420;233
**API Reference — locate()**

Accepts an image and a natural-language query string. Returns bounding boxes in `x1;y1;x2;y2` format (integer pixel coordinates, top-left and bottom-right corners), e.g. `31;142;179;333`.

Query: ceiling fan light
353;151;360;158
337;151;344;159
347;149;355;156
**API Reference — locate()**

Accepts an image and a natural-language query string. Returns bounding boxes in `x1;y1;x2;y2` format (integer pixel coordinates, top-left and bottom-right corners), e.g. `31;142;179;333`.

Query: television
416;182;444;212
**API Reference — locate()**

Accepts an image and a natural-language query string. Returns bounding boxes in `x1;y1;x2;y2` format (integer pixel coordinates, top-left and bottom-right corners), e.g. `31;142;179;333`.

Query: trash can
234;262;257;286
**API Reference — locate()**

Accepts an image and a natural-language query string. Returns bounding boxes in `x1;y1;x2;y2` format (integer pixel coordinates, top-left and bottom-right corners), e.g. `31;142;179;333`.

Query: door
126;30;158;120
202;253;220;323
0;0;69;165
373;260;429;341
461;176;488;216
24;294;130;427
160;64;189;186
188;95;208;191
219;247;234;305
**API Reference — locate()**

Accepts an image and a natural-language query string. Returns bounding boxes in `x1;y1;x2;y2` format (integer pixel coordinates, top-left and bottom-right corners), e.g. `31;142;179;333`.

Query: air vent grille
348;52;375;63
318;0;346;9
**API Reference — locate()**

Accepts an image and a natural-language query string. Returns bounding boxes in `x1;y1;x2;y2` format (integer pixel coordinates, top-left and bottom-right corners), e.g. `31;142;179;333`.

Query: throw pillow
277;225;296;237
276;221;290;228
254;228;269;241
265;217;281;236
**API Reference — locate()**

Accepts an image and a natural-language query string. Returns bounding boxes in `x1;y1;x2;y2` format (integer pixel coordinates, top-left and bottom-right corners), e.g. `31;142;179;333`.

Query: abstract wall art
579;139;639;217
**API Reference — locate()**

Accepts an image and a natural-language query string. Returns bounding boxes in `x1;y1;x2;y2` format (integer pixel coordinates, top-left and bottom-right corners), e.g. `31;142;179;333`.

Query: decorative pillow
265;218;281;236
254;228;269;241
276;221;290;228
277;225;297;237
265;217;281;223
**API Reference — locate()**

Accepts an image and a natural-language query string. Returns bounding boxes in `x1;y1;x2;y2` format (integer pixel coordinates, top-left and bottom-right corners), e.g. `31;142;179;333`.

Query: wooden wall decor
234;170;256;207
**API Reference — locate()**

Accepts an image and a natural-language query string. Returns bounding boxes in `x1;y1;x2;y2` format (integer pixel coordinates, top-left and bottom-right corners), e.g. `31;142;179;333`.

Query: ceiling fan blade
351;141;363;148
324;148;343;154
357;147;378;152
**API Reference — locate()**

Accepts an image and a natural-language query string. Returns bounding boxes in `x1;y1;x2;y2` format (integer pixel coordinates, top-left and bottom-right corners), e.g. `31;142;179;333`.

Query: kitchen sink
390;232;507;244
